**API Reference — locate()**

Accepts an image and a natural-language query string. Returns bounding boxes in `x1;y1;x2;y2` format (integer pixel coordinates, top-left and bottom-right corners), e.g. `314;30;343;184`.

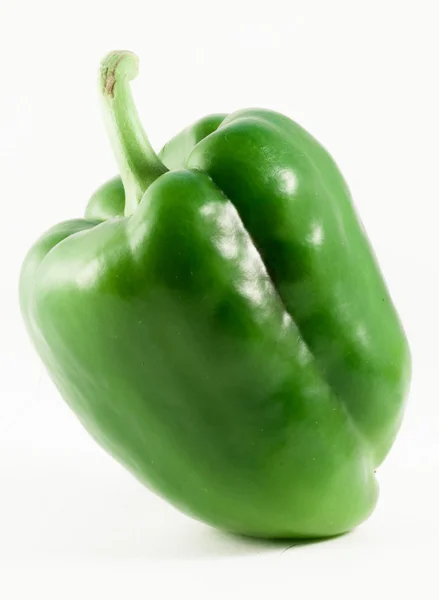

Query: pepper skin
20;51;411;538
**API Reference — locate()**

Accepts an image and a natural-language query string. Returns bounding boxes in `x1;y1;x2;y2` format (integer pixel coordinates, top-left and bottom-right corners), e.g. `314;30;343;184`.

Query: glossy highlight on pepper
20;50;411;538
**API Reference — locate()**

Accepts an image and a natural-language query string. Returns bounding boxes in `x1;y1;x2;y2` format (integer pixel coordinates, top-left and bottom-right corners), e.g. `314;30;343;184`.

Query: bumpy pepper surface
20;51;411;538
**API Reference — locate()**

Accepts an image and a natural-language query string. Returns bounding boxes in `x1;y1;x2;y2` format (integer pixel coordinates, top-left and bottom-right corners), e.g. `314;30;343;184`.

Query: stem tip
100;50;139;99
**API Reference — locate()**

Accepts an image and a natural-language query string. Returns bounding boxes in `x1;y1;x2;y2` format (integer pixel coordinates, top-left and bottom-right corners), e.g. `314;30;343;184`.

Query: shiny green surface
20;51;411;538
85;176;125;220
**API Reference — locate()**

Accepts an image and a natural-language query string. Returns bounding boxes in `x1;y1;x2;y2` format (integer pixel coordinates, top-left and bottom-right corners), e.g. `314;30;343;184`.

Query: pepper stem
99;51;168;216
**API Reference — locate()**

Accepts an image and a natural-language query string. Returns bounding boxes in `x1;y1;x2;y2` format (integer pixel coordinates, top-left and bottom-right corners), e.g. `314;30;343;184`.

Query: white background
1;0;438;597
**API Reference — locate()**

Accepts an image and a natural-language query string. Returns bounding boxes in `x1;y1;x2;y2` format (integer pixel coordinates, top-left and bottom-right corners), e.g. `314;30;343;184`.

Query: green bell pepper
20;50;411;538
